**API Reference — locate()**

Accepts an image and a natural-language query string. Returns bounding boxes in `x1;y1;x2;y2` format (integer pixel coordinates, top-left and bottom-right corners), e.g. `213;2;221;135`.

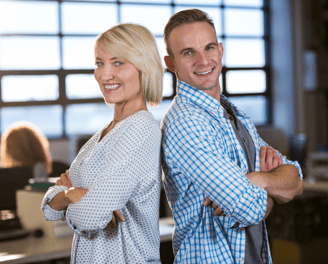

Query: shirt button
229;116;233;121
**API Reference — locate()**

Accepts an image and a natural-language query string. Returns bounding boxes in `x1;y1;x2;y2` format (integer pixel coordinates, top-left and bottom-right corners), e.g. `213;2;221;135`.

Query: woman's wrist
48;190;71;211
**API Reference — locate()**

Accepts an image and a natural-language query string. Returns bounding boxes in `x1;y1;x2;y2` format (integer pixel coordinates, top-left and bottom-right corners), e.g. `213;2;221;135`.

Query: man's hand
260;146;283;172
65;187;88;204
248;146;283;188
56;170;72;188
249;146;302;204
107;210;126;228
203;197;225;216
204;145;283;216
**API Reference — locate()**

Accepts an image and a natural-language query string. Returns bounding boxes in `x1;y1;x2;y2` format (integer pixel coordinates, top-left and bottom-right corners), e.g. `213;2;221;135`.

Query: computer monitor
0;166;33;211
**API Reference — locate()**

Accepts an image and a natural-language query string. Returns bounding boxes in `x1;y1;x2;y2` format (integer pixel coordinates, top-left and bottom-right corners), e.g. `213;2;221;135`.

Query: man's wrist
247;171;269;190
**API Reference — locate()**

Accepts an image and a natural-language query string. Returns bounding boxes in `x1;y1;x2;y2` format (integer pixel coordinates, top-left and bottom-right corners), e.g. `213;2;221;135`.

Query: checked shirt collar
176;80;249;119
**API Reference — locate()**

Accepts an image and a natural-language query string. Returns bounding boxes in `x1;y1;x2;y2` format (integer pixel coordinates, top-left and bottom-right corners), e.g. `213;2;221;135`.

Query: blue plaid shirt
161;81;303;264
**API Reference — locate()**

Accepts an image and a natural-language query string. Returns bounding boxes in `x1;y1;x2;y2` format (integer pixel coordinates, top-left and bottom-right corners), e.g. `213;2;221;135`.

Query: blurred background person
0;121;53;174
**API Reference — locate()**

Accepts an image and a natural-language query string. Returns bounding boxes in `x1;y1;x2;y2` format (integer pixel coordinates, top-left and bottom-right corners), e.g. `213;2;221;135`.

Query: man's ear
164;56;177;73
218;42;224;61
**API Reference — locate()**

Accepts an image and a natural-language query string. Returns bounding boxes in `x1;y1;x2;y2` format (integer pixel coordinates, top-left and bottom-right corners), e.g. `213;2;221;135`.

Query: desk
0;222;174;264
0;190;174;264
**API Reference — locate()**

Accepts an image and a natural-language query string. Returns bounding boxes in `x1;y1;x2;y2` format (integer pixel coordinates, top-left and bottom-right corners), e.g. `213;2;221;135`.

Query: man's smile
194;68;214;75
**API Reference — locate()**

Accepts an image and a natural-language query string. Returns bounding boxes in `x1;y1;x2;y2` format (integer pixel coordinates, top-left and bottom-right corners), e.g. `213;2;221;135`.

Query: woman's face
94;43;141;106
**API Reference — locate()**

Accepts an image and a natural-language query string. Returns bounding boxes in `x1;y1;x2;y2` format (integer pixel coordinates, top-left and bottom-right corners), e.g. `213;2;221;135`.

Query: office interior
1;0;328;263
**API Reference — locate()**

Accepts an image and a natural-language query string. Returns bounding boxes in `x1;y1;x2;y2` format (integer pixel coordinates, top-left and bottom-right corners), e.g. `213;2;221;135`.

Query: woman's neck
99;90;148;142
113;99;147;123
112;90;148;123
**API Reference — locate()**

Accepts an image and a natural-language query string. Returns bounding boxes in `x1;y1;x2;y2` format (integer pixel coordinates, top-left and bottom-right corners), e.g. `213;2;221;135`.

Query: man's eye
207;46;214;50
184;51;192;56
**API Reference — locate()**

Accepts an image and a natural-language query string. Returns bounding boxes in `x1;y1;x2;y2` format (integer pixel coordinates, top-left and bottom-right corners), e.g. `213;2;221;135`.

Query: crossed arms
48;171;125;228
205;145;303;219
49;144;303;227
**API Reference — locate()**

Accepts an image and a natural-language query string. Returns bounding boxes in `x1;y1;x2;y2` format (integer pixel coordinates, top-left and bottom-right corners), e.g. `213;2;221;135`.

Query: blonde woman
41;23;163;264
1;121;53;174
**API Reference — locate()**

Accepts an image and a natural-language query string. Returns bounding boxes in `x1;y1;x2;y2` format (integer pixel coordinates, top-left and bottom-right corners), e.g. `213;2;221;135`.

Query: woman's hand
56;170;73;188
107;210;126;228
65;187;88;204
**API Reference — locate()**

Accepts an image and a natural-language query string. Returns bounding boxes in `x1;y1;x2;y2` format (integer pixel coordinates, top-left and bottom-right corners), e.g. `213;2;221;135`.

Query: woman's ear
164;56;177;73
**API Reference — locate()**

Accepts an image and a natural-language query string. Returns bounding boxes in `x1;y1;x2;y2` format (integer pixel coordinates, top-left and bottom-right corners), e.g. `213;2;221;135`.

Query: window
0;0;270;138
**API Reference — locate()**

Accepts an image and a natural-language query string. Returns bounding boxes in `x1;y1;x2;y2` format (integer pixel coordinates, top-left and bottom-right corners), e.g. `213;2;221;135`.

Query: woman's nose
101;70;114;81
101;67;114;81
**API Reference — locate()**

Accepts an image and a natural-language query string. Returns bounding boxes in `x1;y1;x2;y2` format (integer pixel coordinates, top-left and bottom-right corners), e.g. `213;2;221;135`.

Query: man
161;9;303;263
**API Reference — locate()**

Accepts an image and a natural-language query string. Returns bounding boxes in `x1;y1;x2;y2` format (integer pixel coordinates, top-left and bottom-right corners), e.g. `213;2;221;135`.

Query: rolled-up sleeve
41;185;69;221
258;136;303;180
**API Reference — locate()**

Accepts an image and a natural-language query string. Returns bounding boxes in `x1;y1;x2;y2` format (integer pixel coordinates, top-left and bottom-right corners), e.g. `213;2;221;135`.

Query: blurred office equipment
0;166;33;241
32;162;48;183
0;187;174;264
306;151;328;181
49;161;70;178
289;133;307;172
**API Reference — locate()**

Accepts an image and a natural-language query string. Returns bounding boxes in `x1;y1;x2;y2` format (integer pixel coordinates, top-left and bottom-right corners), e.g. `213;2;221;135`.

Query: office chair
288;133;307;173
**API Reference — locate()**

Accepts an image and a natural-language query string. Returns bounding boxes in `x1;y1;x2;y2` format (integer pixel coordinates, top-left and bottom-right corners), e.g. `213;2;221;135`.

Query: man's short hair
164;9;216;57
96;23;163;105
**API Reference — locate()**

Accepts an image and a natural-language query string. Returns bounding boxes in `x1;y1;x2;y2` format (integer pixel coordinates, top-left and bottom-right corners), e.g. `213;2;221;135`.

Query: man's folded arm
247;164;303;204
163;116;268;226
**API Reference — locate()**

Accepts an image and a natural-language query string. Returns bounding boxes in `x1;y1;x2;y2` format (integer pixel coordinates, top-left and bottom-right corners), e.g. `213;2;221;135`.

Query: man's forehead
170;22;217;49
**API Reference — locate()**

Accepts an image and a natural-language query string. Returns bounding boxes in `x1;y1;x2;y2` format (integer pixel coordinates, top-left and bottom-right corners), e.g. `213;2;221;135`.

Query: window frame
0;0;271;138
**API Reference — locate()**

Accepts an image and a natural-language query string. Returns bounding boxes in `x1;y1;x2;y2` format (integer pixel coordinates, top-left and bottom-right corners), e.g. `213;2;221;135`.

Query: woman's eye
95;62;103;66
114;61;123;66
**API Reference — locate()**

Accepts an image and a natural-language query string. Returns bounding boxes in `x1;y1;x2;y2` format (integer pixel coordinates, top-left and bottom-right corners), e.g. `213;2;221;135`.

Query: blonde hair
96;23;163;105
0;121;53;174
164;9;215;57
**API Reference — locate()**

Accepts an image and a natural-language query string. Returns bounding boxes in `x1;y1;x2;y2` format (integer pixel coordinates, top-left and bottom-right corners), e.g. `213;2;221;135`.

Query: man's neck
180;80;221;102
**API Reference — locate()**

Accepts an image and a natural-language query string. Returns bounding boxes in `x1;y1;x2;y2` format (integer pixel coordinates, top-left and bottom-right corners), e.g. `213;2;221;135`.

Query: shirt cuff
65;203;99;238
41;186;69;221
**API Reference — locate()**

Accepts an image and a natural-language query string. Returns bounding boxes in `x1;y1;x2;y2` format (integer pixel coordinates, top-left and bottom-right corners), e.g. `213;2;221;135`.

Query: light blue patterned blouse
161;81;303;264
42;111;162;264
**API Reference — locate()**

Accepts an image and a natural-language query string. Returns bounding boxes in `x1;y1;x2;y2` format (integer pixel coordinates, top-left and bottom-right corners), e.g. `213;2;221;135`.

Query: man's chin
195;82;218;91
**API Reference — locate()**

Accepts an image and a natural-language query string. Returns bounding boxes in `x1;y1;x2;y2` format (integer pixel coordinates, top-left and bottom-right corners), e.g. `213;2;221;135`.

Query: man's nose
195;52;209;66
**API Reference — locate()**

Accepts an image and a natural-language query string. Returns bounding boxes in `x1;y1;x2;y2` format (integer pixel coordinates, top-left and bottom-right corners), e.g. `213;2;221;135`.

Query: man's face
165;22;223;97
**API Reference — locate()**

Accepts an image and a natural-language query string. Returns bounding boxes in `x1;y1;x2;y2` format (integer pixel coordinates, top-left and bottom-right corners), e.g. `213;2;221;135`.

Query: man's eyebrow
179;42;218;55
179;48;194;56
206;42;218;48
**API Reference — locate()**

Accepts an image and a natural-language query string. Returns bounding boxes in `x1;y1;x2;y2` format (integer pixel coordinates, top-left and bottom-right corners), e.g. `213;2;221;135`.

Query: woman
41;23;163;264
1;121;53;174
